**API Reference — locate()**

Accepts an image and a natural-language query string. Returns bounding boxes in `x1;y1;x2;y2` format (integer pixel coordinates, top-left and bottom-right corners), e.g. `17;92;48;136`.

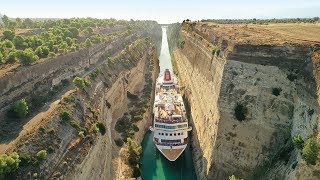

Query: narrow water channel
140;27;197;180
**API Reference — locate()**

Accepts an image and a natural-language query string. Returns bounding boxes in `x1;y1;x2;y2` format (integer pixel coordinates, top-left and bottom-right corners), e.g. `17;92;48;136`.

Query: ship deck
160;148;185;161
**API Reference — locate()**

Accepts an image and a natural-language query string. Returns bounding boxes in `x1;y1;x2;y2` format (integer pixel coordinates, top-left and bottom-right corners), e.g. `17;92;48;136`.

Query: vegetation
272;87;282;96
36;150;48;160
0;152;21;179
234;103;248;121
292;134;304;150
0;16;144;66
200;17;320;24
60;111;72;122
302;137;319;165
127;138;142;178
96;122;106;135
14;99;29;118
73;77;90;90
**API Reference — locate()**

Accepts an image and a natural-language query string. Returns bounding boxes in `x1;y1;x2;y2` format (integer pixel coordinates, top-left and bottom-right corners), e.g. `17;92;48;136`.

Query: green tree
6;51;17;64
2;30;15;40
13;35;28;49
68;27;79;38
35;46;49;58
36;150;47;160
0;52;4;64
16;48;39;65
15;18;22;28
0;152;21;179
14;99;29;118
22;18;33;28
96;122;106;135
302;138;319;165
2;39;14;50
85;38;92;47
84;27;93;34
292;134;304;150
73;77;86;90
1;15;10;28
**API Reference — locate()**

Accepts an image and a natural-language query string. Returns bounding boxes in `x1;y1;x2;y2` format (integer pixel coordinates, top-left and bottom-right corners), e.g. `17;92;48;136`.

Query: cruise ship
151;69;192;161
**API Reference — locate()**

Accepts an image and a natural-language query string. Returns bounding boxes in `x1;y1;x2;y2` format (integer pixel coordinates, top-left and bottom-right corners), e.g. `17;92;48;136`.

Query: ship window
165;133;168;136
158;133;161;135
174;133;176;136
178;133;180;135
162;133;164;135
181;132;183;135
170;134;172;136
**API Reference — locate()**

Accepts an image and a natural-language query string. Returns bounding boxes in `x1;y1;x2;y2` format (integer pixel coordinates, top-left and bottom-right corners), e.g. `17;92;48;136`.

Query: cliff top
194;22;320;46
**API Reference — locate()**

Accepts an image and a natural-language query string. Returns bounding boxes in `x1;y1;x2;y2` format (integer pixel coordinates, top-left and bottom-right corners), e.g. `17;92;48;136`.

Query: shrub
14;99;29;118
19;154;32;166
2;30;15;40
132;124;139;132
272;88;282;96
96;122;106;135
292;134;304;150
302;137;319;165
115;138;124;147
234;103;247;121
0;152;21;179
16;49;39;65
60;111;71;122
6;51;17;64
73;76;85;89
47;146;55;154
132;115;143;122
36;150;47;160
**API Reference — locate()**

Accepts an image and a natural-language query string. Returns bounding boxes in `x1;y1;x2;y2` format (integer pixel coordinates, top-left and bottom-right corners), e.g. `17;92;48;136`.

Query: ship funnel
163;69;171;81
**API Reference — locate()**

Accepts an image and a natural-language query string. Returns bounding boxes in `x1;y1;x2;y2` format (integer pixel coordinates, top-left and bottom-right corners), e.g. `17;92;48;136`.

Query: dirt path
0;89;75;153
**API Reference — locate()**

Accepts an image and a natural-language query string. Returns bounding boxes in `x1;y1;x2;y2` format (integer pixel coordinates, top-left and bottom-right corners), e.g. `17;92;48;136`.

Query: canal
140;27;197;180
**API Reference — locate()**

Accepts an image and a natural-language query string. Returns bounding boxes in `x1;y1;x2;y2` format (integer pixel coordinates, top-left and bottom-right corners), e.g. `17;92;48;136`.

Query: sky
0;0;319;23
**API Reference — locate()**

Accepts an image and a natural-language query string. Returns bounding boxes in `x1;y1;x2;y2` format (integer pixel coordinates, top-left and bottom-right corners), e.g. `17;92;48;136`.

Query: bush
132;115;143;122
19;154;32;166
60;111;71;122
234;103;248;121
302;137;319;165
0;152;21;179
73;77;89;90
115;138;124;147
292;134;304;150
47;146;55;154
2;30;15;40
132;124;139;132
16;48;39;65
36;150;47;160
96;122;106;135
14;99;29;118
127;138;142;167
272;88;282;96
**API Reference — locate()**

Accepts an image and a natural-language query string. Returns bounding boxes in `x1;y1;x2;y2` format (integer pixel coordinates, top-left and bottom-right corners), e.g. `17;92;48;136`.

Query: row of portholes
158;132;184;136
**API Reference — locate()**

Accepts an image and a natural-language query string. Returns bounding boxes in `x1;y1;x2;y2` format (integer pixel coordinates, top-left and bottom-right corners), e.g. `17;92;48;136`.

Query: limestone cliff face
169;23;319;179
0;31;138;120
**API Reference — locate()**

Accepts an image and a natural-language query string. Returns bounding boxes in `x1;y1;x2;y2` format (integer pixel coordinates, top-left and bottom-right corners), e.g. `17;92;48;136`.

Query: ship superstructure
151;69;192;161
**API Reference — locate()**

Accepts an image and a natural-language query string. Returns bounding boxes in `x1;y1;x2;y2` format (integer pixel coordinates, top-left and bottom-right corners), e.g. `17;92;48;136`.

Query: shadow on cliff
183;94;208;180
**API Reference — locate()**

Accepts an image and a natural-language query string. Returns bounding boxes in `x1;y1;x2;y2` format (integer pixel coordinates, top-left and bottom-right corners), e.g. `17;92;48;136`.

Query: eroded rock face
169;23;319;179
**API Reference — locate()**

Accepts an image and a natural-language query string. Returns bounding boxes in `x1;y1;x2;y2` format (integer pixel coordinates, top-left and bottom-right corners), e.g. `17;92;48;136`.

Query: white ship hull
152;69;191;161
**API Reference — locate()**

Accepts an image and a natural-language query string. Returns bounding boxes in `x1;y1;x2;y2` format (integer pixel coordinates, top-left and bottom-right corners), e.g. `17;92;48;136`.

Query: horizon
0;0;320;24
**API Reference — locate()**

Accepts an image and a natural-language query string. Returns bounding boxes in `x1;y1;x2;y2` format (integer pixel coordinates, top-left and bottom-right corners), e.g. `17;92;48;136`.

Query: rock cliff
168;22;320;179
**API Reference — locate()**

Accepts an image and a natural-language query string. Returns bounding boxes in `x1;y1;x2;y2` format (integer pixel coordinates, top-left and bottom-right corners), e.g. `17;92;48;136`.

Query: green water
140;27;197;180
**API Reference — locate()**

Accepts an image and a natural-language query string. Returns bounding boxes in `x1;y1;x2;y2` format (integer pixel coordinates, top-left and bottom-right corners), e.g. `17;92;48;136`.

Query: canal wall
168;22;320;179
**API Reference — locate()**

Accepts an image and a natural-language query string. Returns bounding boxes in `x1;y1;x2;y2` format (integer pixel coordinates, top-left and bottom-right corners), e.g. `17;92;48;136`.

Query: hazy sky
0;0;319;23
